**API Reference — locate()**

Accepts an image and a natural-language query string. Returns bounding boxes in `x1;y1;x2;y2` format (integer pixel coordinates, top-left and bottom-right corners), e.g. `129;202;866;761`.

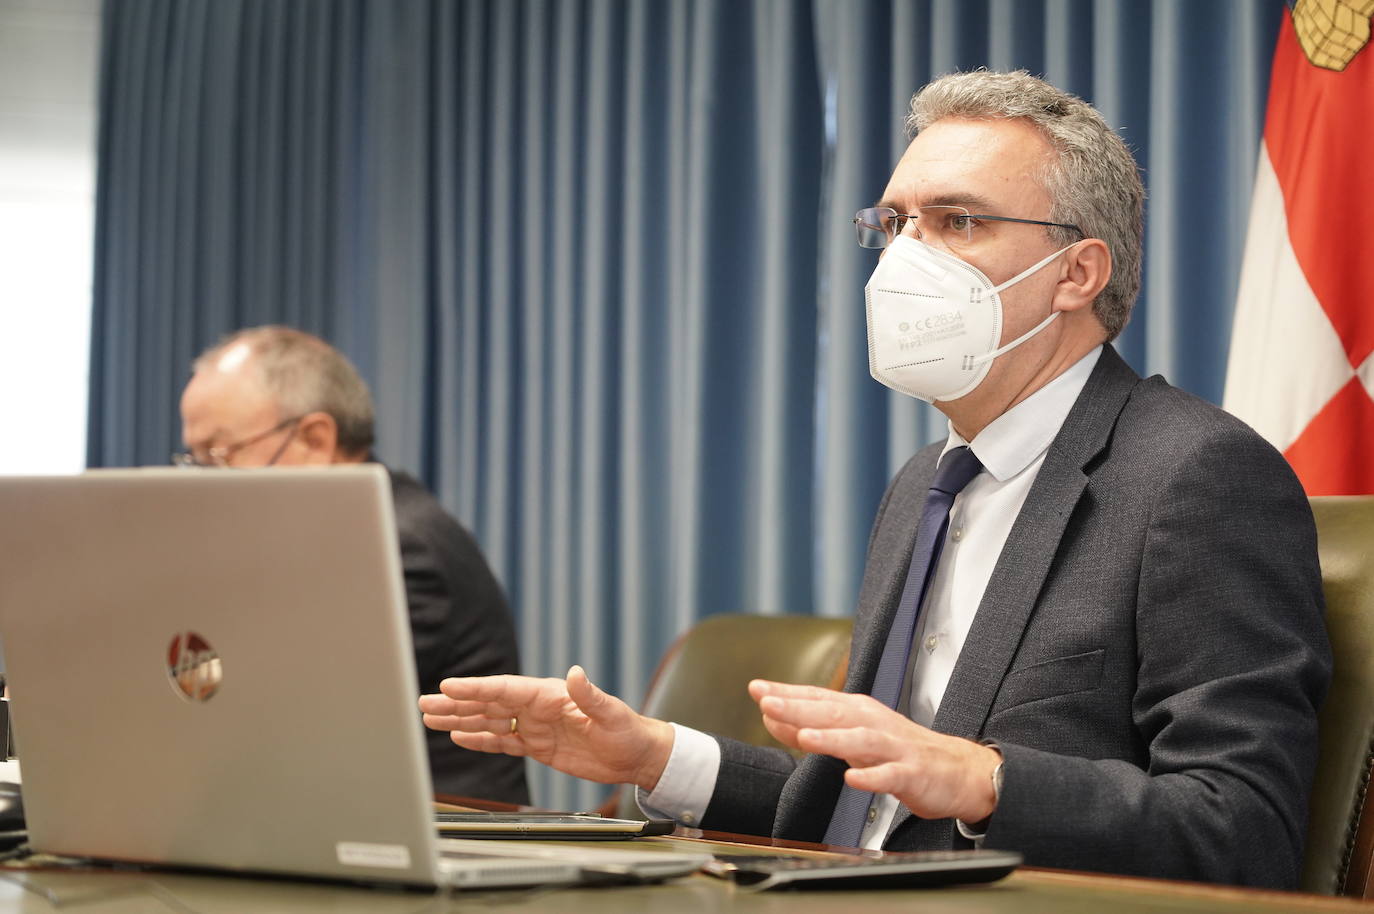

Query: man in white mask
419;71;1329;889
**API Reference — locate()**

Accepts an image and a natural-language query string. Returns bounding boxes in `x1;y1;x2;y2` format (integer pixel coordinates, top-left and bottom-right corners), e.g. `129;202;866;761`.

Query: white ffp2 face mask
864;235;1074;403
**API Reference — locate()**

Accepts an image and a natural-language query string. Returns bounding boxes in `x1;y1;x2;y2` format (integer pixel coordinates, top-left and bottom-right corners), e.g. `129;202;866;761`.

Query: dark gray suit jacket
388;468;529;804
699;346;1331;888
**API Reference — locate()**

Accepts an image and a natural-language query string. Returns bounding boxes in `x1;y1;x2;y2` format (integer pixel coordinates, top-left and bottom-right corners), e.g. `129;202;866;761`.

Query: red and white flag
1224;0;1374;495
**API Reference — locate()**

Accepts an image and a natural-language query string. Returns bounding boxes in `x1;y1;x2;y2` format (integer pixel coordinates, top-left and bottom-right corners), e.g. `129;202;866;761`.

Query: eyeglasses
172;415;304;468
853;205;1082;251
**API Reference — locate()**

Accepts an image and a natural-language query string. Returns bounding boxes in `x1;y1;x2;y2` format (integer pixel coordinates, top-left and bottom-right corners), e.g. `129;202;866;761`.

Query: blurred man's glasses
172;416;304;468
853;205;1083;251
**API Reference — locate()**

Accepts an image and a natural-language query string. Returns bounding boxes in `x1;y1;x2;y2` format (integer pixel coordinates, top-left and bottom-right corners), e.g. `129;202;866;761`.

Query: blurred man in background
180;325;528;803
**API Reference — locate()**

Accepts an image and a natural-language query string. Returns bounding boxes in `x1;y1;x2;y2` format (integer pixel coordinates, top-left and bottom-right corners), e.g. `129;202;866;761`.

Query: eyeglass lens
854;206;981;250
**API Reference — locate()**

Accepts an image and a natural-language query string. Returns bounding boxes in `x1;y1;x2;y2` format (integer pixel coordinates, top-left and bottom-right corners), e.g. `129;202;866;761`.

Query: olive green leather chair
608;613;853;819
1302;496;1374;896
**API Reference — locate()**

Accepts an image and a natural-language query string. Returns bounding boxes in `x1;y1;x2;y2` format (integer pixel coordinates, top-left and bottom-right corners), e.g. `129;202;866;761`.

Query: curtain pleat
91;0;1284;810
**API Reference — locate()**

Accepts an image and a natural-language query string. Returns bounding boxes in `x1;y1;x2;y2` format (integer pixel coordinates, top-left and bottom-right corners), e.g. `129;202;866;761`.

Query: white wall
0;0;99;474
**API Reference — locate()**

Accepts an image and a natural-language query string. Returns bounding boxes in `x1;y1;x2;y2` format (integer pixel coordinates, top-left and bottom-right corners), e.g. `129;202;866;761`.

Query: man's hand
418;665;675;792
750;680;1001;824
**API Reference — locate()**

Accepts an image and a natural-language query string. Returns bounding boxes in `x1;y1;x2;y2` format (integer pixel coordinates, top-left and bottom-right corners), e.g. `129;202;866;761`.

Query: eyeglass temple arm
966;213;1083;234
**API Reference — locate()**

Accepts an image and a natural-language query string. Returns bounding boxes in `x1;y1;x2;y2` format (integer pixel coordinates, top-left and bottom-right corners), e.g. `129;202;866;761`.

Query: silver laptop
0;466;706;889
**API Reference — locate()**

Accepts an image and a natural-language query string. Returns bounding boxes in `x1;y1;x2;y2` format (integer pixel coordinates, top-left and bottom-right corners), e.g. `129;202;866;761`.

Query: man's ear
296;412;339;465
1052;238;1111;314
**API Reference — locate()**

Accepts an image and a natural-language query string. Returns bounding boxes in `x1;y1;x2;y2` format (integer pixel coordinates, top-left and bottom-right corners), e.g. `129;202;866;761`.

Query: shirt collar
939;346;1103;483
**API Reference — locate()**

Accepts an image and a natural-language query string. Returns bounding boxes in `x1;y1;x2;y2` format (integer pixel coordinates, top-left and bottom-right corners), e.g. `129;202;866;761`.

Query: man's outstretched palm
418;665;674;791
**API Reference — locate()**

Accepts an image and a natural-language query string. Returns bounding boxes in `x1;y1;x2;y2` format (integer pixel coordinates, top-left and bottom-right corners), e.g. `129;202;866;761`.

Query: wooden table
0;826;1364;913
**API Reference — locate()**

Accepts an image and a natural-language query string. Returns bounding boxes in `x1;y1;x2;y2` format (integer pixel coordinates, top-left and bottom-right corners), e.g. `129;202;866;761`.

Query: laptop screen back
0;466;449;885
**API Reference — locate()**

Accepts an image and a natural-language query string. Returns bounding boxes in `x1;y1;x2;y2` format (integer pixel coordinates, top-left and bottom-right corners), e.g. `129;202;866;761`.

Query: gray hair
193;325;376;456
907;70;1144;340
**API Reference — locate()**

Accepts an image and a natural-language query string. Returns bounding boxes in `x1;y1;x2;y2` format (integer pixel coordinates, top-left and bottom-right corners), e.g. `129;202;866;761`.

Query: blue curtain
90;0;1283;809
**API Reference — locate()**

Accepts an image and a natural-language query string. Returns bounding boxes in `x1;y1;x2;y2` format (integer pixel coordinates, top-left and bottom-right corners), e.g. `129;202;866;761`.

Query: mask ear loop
967;243;1077;368
967;311;1060;368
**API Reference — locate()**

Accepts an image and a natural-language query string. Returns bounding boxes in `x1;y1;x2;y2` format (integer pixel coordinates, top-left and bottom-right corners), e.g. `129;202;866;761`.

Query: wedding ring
509;717;519;735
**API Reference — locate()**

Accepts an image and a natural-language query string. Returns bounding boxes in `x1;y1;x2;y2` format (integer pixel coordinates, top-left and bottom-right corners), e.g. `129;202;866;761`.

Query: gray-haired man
420;71;1329;887
181;325;529;804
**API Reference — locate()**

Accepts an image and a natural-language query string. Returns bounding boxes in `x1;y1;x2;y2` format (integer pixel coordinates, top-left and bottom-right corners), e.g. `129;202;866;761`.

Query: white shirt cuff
955;817;988;843
634;723;720;828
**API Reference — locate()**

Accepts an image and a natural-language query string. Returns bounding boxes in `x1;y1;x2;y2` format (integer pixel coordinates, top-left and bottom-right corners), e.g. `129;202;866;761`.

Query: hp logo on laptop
167;632;222;701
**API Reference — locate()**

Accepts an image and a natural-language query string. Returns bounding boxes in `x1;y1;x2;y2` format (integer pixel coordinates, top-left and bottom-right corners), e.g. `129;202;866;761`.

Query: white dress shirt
640;347;1103;842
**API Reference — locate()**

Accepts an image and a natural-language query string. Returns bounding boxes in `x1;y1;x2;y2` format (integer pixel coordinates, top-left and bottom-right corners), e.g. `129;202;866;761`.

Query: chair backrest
611;613;853;819
1302;496;1374;896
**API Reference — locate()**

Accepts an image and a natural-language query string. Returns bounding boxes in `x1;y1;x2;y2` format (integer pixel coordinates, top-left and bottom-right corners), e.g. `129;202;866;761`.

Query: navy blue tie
822;445;983;848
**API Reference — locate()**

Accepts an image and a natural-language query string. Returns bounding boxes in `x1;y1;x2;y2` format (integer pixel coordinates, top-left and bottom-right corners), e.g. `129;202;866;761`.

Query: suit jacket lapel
777;445;948;843
933;346;1141;738
841;449;940;695
776;447;945;843
887;345;1142;841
